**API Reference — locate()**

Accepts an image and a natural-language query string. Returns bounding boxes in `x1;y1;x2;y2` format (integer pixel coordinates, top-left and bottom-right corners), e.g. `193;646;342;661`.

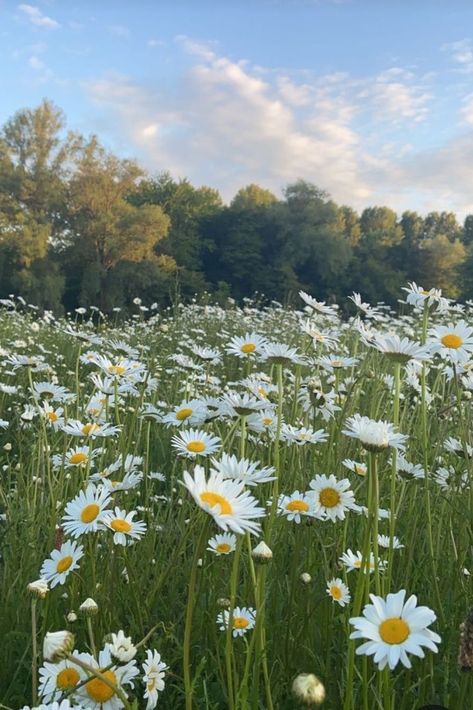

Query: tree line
1;99;473;315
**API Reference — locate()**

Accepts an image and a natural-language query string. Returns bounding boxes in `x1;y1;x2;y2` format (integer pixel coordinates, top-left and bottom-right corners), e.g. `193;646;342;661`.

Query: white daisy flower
75;646;139;709
207;532;237;555
299;290;338;316
377;535;404;549
226;333;268;358
40;540;84;588
309;474;356;521
326;577;351;606
142;649;167;710
102;507;147;546
171;428;221;458
38;653;85;701
342;459;367;477
52;446;99;470
429;320;473;364
62;485;111;538
277;491;320;523
281;424;328;446
261;342;305;366
210;453;276;486
181;465;266;535
343;414;407;452
339;549;387;574
60;420;120;438
220;391;267;417
349;589;441;670
217;606;256;637
402;282;450;312
107;630;137;662
162;399;208;427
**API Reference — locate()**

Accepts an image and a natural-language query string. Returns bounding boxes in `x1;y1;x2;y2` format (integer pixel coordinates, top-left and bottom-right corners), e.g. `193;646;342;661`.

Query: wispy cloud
18;4;60;29
442;39;473;73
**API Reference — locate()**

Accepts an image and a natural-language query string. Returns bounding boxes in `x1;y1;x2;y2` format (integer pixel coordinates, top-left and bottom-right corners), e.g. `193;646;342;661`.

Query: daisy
349;589;441;670
429;321;473;363
349;292;382;320
217;606;256;637
246;409;278;435
340;549;387;574
277;491;320;523
62;485;111;538
326;578;351;607
261;342;305;366
100;472;144;492
281;424;328;446
171;428;221;458
207;532;237;555
378;535;404;549
226;333;267;358
342;459;367;477
163;399;208;427
40;540;84;588
309;474;356;521
52;446;99;470
363;332;430;363
102;507;147;546
39;402;64;429
38;653;85;701
211;454;276;486
298;384;341;421
192;346;221;365
220;392;266;417
402;282;450;312
299;291;338;316
181;465;266;535
75;646;139;709
142;649;167;710
343;414;407;452
317;355;358;372
60;420;121;438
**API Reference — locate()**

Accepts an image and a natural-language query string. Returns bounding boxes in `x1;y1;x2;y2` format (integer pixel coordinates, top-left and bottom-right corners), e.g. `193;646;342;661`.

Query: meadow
0;285;472;709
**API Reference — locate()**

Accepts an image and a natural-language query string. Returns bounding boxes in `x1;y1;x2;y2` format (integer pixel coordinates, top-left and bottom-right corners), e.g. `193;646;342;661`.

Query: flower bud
79;597;98;616
292;673;325;706
252;541;273;564
67;611;78;623
28;579;49;599
300;572;312;585
43;630;75;662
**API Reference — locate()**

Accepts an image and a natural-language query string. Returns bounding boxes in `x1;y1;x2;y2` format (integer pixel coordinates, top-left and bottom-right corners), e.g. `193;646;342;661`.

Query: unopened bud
252;541;273;563
292;673;326;706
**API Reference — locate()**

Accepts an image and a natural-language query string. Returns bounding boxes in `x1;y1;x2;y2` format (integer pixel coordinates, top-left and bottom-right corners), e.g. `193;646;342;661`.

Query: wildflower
429;321;473;363
75;646;138;708
107;630;137;662
309;474;356;521
262;342;305;366
210;453;276;486
349;589;441;670
326;578;351;606
79;598;99;616
226;333;267;358
40;541;84;588
162;399;208;427
38;653;85;701
377;535;404;549
340;549;386;574
278;491;320;524
62;485;111;538
217;606;256;637
181;465;265;535
207;532;237;556
171;428;221;458
342;459;367;476
343;414;407;452
43;631;75;662
102;507;147;546
142;649;167;709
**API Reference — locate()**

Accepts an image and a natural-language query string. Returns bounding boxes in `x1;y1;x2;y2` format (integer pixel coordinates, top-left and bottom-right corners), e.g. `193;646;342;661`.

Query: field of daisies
1;284;473;710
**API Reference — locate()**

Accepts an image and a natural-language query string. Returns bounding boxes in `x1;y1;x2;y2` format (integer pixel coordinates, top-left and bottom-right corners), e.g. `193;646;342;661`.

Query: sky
2;0;473;217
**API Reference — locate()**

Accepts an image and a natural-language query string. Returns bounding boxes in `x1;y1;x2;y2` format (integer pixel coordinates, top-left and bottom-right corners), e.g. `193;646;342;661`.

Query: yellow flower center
240;343;256;353
200;491;233;515
109;365;126;375
355;465;366;476
330;585;343;600
187;440;206;453
233;616;249;629
216;543;232;554
379;618;410;644
421;289;430;296
81;503;100;523
319;488;341;508
258;387;268;398
354;560;362;568
286;499;309;513
82;423;99;435
47;411;58;422
86;670;117;702
69;452;87;465
176;407;193;421
110;518;132;533
56;555;73;573
262;417;273;426
56;667;80;690
147;677;157;692
441;333;463;349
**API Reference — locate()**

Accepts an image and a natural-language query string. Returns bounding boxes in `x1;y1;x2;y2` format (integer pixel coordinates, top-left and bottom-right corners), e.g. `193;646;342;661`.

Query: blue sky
2;0;473;216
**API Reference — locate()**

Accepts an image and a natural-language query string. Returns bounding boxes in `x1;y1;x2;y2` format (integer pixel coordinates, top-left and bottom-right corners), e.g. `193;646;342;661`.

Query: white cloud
18;4;59;29
108;24;131;38
82;37;473;217
28;55;45;70
442;39;473;73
